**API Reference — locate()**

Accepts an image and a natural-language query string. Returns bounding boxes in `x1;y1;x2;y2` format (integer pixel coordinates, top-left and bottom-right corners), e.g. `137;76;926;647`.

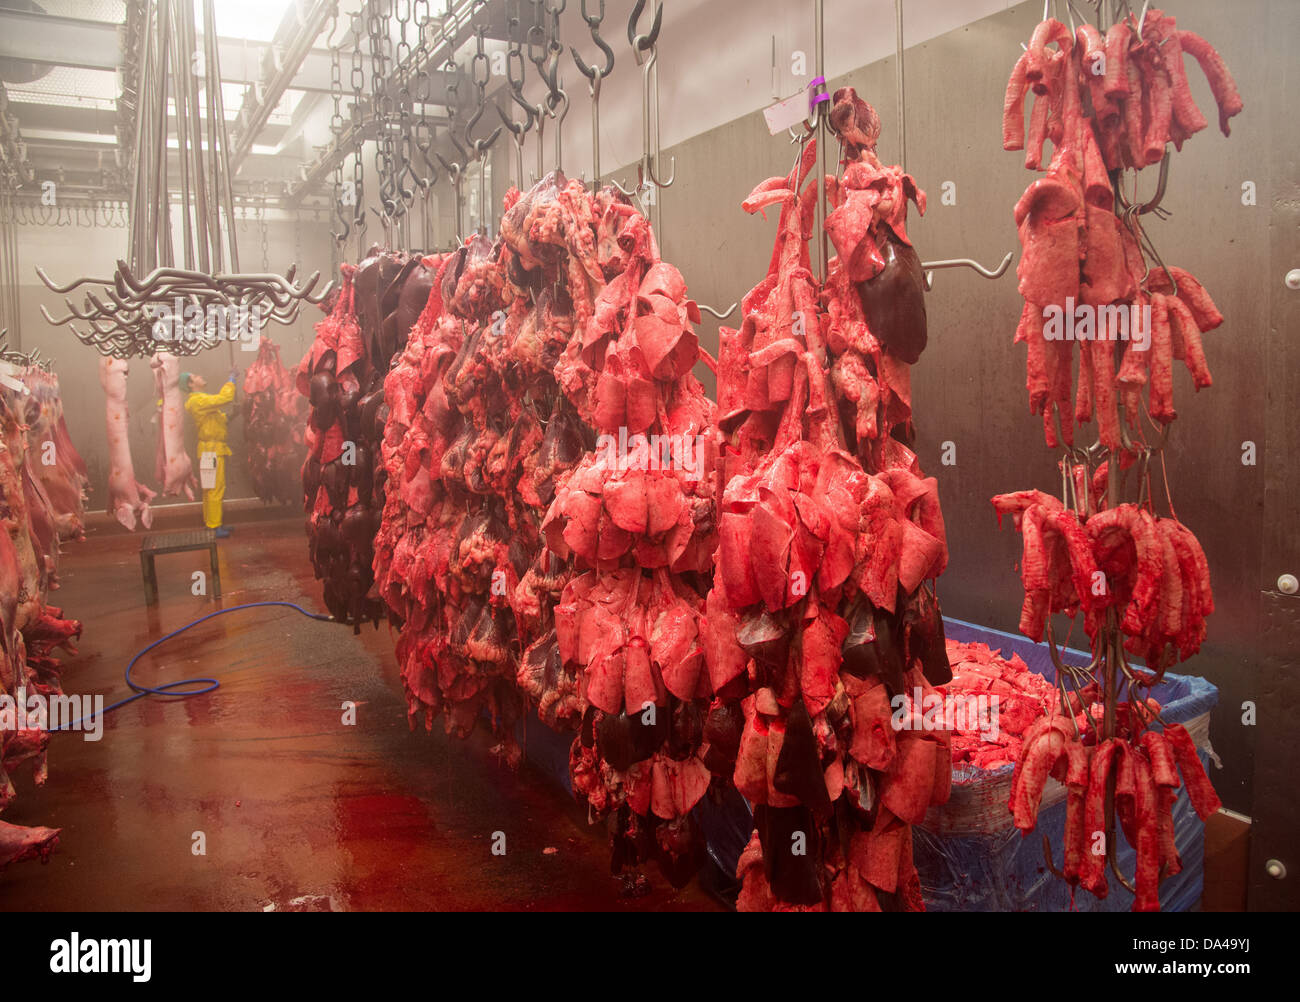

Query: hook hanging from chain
435;43;468;245
571;0;613;189
465;10;503;161
348;13;367;239
613;32;674;199
572;0;615;78
527;0;559;98
497;0;538;190
328;26;348;245
464;5;501;235
547;86;569;174
543;0;568;105
627;0;664;57
524;0;566;176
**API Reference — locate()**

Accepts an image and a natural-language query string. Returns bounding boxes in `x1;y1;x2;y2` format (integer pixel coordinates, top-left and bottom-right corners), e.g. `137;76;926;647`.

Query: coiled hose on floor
51;601;338;731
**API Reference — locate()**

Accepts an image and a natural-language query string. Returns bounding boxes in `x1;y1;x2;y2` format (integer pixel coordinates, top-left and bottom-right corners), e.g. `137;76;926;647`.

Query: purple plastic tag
808;75;830;109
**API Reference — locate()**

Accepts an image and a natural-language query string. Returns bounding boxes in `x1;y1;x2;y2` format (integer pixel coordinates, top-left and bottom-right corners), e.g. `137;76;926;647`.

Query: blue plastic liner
517;714;575;794
913;617;1219;911
518;616;1220;911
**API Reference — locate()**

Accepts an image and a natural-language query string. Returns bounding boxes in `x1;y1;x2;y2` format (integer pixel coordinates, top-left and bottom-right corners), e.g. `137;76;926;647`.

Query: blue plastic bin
520;616;1222;911
912;617;1220;912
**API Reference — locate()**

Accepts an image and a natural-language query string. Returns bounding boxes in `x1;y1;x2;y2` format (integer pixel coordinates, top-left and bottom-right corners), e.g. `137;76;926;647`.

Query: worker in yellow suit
182;371;238;538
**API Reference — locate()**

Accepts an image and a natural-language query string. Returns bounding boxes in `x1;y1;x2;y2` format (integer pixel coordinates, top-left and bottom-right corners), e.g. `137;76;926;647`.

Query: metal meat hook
437;159;467;243
613;46;674;197
572;0;615;80
627;0;663;58
497;103;532;190
921;251;1015;290
572;1;613;190
547;86;570;173
1114;150;1170;218
1121;203;1177;297
332;188;350;245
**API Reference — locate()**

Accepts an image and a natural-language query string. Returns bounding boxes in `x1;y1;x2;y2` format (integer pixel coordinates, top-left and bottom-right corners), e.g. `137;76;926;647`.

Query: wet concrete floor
1;506;722;911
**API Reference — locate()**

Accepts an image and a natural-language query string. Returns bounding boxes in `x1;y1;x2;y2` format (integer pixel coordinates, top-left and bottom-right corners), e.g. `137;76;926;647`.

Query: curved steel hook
698;301;737;320
627;0;663;54
413;118;440;189
641;49;673;187
445;124;471;166
572;0;614;79
611;162;645;198
647;157;675;187
920;251;1015;291
436;154;465;186
466;92;503;158
332;184;350;244
35;265;115;295
496;101;532;140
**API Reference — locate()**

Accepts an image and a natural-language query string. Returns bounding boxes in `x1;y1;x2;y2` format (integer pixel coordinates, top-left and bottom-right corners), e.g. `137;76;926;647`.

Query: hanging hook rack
31;0;329;359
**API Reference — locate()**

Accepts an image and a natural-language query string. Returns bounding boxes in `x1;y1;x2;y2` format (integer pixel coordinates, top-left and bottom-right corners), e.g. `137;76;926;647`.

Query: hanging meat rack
35;0;330;360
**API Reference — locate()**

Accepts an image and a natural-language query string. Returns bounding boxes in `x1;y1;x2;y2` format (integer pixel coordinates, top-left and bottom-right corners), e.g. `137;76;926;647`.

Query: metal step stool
140;529;221;605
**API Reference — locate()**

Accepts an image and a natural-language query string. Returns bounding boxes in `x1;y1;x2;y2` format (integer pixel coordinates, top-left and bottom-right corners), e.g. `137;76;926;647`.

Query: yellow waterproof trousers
199;445;228;529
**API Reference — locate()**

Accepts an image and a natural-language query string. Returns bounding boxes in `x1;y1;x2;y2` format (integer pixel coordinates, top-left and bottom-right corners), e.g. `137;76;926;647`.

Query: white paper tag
0;361;30;395
200;451;218;490
763;91;813;135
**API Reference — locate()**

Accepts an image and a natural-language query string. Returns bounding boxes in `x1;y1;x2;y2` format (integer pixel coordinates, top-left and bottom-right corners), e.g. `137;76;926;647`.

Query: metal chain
368;7;396;219
259;194;269;272
367;8;386;114
443;35;462;149
505;0;529;93
395;0;416;227
329;33;345;139
351;13;367;237
330;28;347;243
438;17;467;243
545;0;567;105
394;0;412;67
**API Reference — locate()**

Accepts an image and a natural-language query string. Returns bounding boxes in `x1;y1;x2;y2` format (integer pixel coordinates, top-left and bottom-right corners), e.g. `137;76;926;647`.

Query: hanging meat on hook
1002;8;1240;449
297;249;437;630
242;336;309;505
98;356;155;531
19;368;89;540
826;87;928;365
0;376;86;873
353;103;952;905
150;351;196;500
710;87;954;909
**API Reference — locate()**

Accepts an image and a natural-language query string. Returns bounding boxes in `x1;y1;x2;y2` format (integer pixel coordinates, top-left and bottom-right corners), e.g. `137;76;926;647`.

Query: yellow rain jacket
186;381;236;529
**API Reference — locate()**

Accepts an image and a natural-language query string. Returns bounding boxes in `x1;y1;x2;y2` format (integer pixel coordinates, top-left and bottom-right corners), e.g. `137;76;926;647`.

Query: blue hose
52;601;337;732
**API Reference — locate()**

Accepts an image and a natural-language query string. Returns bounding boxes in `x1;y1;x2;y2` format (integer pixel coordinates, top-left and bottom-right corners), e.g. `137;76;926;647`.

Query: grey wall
603;0;1297;822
